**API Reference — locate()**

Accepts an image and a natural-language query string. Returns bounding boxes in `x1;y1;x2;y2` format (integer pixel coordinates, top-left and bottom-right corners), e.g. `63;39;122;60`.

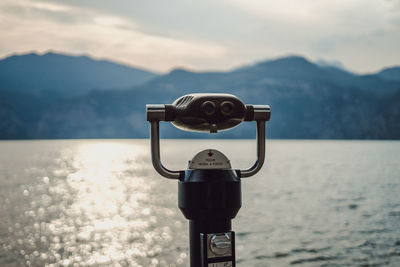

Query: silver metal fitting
253;105;271;121
208;233;232;258
146;104;166;121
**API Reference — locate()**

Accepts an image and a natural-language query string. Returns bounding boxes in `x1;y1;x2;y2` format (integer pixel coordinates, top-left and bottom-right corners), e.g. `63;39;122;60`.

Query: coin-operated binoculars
146;94;271;267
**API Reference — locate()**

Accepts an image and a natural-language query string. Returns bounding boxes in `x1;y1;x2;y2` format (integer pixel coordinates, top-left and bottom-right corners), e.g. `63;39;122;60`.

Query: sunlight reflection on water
1;140;400;266
0;140;187;266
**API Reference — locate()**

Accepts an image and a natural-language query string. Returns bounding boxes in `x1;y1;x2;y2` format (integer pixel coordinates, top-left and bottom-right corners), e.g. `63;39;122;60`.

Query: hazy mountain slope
378;66;400;82
0;52;158;96
1;54;400;139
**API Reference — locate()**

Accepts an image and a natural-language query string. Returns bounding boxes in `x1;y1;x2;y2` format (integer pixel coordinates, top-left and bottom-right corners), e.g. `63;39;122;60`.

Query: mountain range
0;52;399;139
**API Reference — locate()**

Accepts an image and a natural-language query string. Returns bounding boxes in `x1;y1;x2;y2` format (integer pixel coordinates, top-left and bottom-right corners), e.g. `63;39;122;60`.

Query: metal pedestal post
179;169;240;267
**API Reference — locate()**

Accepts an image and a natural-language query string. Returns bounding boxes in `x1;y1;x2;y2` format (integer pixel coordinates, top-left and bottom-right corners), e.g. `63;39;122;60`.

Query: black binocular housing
147;93;270;133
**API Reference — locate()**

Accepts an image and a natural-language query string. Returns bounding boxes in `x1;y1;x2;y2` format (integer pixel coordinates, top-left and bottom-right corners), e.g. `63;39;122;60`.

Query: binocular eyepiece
146;93;270;133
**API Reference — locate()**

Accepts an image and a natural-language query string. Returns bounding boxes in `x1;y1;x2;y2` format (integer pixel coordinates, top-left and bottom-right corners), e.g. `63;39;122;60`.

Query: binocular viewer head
146;93;270;133
146;93;270;179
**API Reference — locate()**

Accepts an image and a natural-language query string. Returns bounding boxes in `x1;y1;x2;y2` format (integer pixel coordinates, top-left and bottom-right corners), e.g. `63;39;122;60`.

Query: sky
0;0;399;73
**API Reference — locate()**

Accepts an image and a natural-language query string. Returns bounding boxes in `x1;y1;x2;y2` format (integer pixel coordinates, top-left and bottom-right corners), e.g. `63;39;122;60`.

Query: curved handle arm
239;105;270;178
238;120;266;178
150;121;184;179
147;104;183;179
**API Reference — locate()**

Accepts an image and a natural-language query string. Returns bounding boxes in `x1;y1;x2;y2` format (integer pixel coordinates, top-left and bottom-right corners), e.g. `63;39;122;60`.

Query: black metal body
179;169;241;266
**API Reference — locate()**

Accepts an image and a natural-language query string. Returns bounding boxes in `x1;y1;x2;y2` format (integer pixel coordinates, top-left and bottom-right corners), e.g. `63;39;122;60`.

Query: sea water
0;140;399;266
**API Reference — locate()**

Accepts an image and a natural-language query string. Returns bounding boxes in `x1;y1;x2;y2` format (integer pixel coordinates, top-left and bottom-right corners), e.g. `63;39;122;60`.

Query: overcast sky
0;0;399;73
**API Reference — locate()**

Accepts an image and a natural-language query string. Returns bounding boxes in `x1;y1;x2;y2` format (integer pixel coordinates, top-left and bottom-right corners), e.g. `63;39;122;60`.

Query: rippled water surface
0;140;400;266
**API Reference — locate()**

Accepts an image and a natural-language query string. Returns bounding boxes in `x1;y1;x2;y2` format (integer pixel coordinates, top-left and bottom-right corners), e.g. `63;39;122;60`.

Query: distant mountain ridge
378;67;400;82
0;52;399;139
0;52;158;97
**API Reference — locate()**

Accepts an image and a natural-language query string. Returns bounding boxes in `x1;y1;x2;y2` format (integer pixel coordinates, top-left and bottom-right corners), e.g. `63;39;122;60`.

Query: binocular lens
202;101;216;115
221;101;234;116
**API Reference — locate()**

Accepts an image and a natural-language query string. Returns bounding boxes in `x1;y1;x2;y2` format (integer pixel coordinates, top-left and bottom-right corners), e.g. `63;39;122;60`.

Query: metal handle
147;104;270;179
238;120;266;178
147;105;184;179
238;105;269;178
150;121;184;179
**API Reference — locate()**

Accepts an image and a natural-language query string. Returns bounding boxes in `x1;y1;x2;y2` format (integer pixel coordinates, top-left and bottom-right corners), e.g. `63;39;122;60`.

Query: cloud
222;0;400;71
0;0;399;72
0;0;229;71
